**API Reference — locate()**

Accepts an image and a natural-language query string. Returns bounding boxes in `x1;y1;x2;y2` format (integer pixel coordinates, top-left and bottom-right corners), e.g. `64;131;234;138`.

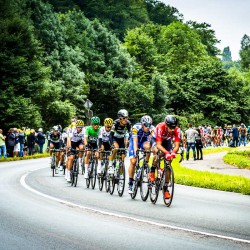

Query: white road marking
20;168;250;244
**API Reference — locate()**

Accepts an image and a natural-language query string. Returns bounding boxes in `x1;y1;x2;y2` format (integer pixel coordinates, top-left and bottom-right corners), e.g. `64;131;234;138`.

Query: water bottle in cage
137;168;141;179
158;168;163;179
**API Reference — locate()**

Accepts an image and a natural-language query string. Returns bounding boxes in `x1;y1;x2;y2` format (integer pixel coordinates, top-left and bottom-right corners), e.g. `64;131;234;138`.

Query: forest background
1;0;250;131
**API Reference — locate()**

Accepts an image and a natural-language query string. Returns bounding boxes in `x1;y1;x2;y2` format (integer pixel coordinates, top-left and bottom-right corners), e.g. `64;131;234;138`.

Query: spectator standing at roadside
232;124;239;147
36;128;45;153
195;128;203;160
18;129;26;157
7;128;15;157
185;124;198;161
27;129;36;155
238;123;247;146
0;129;7;159
13;128;20;157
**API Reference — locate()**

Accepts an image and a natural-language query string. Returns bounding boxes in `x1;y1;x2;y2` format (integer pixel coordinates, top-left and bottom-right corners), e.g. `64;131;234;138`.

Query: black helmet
164;115;177;129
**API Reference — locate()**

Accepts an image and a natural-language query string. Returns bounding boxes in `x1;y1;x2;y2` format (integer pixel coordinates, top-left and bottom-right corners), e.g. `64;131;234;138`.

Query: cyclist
97;118;114;175
59;127;68;172
48;126;62;174
84;116;101;179
149;115;181;199
66;120;85;182
108;109;132;174
128;115;155;194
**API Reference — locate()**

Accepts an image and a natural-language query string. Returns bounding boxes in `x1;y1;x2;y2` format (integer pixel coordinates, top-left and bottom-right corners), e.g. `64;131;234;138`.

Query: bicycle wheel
98;161;105;191
130;167;138;199
86;163;90;188
104;162;110;192
73;160;79;187
117;162;125;197
149;169;160;204
109;162;116;195
162;164;174;207
140;163;150;201
91;161;97;189
51;156;55;177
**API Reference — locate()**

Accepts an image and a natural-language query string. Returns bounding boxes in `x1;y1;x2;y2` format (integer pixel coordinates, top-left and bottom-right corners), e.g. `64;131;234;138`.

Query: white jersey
98;126;111;143
70;128;84;142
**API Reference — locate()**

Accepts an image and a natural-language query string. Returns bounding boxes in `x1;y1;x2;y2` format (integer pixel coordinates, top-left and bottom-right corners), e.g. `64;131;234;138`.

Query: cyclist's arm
172;141;180;154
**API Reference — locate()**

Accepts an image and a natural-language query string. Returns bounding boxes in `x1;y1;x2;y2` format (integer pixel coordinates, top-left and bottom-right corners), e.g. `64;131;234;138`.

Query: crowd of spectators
182;123;250;161
0;127;46;159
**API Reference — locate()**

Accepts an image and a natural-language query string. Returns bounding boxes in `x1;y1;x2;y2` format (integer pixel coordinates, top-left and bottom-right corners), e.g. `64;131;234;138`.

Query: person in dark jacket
27;129;36;155
195;128;203;160
7;128;15;157
232;124;239;147
18;129;26;157
36;128;45;153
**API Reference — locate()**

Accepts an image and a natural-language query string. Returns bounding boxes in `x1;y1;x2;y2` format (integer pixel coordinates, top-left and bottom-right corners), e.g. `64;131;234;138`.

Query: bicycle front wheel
162;164;174;207
91;161;97;189
86;164;90;188
73;160;79;187
140;163;149;201
117;162;125;197
51;156;55;177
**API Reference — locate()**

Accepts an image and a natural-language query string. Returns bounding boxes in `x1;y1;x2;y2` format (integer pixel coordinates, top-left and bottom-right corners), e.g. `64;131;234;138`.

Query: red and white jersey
155;122;181;143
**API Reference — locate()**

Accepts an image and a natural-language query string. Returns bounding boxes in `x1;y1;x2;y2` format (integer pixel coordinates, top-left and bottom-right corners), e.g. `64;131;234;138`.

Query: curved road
0;158;250;249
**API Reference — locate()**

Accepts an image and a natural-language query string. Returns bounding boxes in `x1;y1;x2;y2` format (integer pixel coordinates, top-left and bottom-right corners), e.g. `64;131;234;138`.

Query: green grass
172;155;250;195
223;150;250;170
0;153;49;162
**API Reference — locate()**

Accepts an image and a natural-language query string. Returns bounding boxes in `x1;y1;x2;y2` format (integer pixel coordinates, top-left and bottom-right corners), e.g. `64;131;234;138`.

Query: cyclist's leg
84;144;92;178
108;140;119;173
143;141;151;162
128;137;137;192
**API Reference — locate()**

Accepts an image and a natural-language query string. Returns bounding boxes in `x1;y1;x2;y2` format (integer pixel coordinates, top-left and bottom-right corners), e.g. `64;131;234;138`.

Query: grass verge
0;153;49;162
173;155;250;195
223;150;250;170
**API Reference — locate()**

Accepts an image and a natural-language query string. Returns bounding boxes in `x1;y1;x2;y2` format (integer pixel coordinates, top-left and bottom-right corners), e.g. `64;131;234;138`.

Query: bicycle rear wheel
140;163;149;201
149;175;160;204
86;164;90;188
117;162;125;197
91;161;97;189
162;164;174;207
51;156;55;177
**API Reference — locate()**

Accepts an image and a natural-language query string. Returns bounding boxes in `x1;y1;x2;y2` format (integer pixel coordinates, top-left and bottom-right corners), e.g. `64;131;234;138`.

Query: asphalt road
0;158;250;250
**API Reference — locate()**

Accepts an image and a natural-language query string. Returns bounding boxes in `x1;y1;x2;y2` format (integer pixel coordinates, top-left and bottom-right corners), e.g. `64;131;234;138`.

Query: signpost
84;99;93;125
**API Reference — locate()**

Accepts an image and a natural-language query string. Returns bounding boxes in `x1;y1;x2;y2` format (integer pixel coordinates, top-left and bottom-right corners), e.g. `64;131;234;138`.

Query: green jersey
85;126;101;144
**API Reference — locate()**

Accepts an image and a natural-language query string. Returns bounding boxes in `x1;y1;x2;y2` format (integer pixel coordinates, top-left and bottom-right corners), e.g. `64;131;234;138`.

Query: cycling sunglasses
106;126;112;129
119;116;128;120
92;123;99;126
144;123;151;127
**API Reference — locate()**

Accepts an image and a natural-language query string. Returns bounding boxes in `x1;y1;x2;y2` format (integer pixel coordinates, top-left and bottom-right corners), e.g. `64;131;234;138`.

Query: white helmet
117;109;129;117
53;126;59;131
140;115;152;124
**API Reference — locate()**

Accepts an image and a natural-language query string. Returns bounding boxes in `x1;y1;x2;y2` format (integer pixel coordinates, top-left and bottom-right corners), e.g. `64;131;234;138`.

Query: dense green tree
240;34;250;70
145;0;183;25
187;21;220;57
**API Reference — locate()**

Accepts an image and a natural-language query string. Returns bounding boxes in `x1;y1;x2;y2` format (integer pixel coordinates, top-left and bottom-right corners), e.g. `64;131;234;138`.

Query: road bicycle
69;148;84;187
50;149;61;177
108;148;126;197
60;147;67;175
130;149;151;201
98;150;111;191
149;151;175;207
84;148;98;189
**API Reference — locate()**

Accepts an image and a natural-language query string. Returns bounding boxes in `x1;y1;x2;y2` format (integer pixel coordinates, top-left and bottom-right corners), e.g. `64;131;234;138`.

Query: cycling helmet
140;115;152;125
117;109;129;117
104;118;114;126
53;126;59;131
75;119;84;128
91;116;100;124
164;115;177;129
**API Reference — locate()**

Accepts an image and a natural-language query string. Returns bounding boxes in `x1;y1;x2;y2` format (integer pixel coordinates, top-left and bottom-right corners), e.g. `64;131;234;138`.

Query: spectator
0;129;7;159
7;128;15;157
185;124;198;161
27;129;36;155
195;128;203;160
238;123;247;146
13;128;20;157
232;124;239;147
18;129;26;157
36;128;45;153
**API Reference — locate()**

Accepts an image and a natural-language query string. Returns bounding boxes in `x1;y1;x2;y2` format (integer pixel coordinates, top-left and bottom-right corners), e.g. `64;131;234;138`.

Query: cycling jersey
98;126;111;144
48;132;61;143
85;126;101;145
70;128;84;143
155;122;181;143
111;119;131;140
